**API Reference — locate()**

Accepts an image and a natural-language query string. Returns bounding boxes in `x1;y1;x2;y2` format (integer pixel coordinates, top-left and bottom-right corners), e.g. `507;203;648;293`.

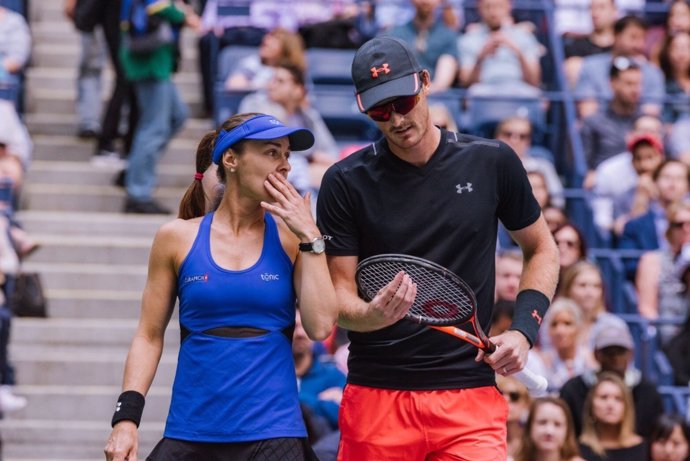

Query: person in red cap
104;113;338;461
316;36;560;460
591;115;665;238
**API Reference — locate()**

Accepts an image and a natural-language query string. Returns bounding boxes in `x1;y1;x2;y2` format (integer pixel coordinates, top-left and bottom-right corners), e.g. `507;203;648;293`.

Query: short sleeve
316;165;360;256
495;142;542;231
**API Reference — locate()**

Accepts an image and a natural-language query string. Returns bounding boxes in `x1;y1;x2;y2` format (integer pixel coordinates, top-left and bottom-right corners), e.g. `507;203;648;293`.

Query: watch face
312;238;326;254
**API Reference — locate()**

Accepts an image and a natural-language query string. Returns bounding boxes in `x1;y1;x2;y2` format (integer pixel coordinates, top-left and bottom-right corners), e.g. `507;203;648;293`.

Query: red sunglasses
366;93;421;122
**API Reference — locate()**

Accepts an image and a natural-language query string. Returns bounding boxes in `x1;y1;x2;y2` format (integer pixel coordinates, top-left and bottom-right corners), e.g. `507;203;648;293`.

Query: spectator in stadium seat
636;199;690;344
574;15;665;120
497;375;532;459
648;0;690;66
577;372;648;460
531;297;595;393
428;102;458;131
553;223;588;280
580;56;643;188
669;116;690;163
293;309;346;432
556;261;618;352
198;0;276;115
665;313;690;386
560;318;664;439
648;414;690;461
513;397;585;461
618;159;690;279
0;6;30;81
238;63;337;194
495;250;523;302
544;204;568;233
495;116;563;208
224;27;306;92
563;0;617;89
658;31;690;125
591;124;665;238
458;0;543;96
389;0;459;93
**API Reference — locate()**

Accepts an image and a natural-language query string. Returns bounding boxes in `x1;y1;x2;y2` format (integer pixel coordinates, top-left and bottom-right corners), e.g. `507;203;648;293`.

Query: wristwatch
299;237;326;254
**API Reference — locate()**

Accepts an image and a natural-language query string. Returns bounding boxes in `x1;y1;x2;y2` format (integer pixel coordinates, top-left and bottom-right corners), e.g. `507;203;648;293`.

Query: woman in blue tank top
104;113;338;461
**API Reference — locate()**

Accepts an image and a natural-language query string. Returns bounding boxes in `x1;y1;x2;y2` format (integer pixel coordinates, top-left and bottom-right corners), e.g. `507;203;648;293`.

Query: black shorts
147;437;318;461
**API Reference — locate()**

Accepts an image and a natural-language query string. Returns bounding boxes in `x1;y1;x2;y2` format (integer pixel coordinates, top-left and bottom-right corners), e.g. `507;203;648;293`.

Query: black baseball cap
351;36;423;113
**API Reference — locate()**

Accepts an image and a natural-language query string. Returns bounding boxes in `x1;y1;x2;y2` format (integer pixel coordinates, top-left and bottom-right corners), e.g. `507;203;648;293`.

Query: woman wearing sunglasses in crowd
104;113;337;460
636;199;690;345
498;376;533;460
513;397;585;461
553;222;588;282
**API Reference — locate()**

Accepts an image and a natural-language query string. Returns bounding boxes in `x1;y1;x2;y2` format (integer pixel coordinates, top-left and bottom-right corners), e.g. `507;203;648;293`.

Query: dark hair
658;32;690;81
614;14;648;35
276;62;306;88
553;221;589;260
649;414;690;460
177;113;262;219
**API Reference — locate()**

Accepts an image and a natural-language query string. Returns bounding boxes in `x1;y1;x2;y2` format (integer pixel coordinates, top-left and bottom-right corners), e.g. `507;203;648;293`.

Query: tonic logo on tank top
260;273;280;281
181;274;208;286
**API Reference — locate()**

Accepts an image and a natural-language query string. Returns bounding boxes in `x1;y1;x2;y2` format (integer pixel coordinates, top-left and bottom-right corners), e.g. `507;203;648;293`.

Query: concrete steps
3;0;210;457
30;134;201;165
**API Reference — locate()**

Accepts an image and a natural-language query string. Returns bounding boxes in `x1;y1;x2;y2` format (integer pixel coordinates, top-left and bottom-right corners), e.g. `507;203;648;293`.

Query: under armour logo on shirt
456;183;473;194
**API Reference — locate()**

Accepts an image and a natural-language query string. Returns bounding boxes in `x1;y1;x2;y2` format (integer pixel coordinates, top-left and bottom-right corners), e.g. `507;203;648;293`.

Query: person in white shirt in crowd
458;0;544;96
591;114;665;238
495;250;523;302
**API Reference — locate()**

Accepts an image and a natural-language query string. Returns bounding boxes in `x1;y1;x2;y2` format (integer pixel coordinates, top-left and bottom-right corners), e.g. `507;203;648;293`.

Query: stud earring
230;168;236;173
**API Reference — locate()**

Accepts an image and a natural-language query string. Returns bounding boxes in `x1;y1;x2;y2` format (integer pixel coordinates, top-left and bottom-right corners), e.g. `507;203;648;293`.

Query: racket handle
513;367;548;394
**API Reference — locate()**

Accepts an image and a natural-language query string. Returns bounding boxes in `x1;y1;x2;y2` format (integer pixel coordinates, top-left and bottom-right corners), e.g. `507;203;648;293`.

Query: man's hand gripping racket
355;254;548;393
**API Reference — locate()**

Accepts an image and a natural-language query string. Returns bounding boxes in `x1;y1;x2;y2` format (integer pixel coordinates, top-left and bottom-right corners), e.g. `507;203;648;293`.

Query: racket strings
357;261;474;325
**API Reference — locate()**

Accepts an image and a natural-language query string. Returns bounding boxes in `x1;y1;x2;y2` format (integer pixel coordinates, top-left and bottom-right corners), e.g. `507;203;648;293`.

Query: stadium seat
617;313;678;386
0;0;24;15
213;83;252;126
658;385;690;420
310;86;380;143
216;45;259;83
0;84;17;104
463;95;547;140
306;48;356;86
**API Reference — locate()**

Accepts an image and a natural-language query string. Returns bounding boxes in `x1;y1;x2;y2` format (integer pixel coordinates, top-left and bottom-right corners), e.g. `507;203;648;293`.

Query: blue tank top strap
263;212;293;268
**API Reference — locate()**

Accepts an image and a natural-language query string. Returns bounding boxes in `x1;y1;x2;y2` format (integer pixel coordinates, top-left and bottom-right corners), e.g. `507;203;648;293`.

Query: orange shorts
337;384;508;461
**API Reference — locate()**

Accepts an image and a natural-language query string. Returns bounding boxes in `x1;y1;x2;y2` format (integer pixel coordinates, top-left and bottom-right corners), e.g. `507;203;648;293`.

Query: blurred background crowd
2;0;690;459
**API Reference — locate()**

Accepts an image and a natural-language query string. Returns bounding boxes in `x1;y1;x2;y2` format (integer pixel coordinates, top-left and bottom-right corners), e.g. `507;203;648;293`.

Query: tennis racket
355;254;548;392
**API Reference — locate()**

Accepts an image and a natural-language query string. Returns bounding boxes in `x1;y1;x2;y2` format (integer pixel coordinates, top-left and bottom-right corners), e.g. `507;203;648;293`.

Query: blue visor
212;115;315;164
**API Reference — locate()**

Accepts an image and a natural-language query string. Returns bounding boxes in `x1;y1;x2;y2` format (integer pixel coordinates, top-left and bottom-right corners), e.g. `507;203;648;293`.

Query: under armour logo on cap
370;63;390;78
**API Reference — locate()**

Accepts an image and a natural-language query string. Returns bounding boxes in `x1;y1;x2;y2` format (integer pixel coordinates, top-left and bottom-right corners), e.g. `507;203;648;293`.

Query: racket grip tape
513;368;548;393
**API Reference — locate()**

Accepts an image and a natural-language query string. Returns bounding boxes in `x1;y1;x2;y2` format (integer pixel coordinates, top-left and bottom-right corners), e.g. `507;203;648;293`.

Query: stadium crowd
3;0;690;460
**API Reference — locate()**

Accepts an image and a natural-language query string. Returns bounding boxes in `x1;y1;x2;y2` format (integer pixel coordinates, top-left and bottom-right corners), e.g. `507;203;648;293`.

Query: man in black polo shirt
316;36;560;460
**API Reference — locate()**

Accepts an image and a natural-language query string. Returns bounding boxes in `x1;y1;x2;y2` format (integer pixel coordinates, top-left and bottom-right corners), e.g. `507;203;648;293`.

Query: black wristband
111;390;145;428
509;289;550;347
